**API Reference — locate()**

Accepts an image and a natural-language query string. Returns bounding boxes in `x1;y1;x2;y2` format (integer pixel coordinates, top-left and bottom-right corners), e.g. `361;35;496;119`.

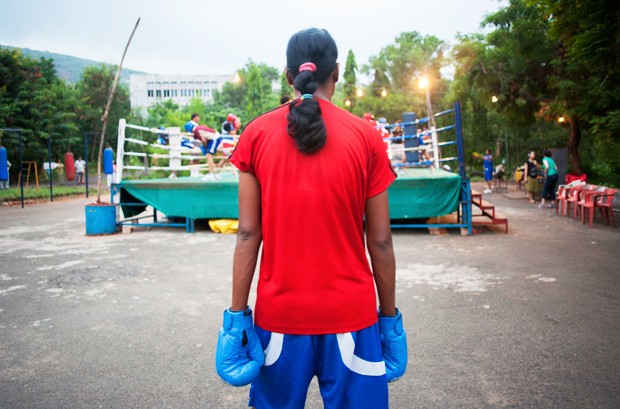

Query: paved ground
1;183;619;408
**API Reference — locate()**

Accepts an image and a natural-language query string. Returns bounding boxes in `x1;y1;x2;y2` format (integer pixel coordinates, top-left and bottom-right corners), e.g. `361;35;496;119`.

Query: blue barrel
85;204;118;235
104;148;114;175
0;146;8;181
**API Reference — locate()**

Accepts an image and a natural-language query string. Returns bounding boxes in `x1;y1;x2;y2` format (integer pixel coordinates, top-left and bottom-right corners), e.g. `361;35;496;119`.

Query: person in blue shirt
483;149;493;193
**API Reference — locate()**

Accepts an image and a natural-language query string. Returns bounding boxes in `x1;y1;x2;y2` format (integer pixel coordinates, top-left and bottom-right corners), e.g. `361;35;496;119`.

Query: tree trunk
567;117;583;174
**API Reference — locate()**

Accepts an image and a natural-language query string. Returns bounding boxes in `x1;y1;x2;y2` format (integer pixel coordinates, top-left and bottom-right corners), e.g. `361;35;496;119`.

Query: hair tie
299;62;317;73
300;94;313;100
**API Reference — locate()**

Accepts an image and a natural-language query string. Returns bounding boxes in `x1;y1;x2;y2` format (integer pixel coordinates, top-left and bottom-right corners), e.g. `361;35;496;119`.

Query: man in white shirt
75;157;86;186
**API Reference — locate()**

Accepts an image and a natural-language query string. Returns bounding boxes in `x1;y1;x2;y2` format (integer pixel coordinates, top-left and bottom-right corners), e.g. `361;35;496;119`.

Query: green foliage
245;63;266;120
0;49;133;183
0;48;78;163
75;65;132;156
352;32;445;122
279;71;292;100
448;0;608;174
212;61;279;123
529;0;620;181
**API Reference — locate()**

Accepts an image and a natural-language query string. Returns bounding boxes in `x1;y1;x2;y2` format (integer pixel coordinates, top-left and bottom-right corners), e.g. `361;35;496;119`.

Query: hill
0;45;146;84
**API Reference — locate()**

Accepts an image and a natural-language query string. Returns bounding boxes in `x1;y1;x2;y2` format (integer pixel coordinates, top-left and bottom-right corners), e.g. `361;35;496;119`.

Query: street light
558;116;565;123
381;89;387;97
344;99;351;107
491;95;498;103
356;88;364;97
417;76;435;127
233;72;241;83
418;77;429;90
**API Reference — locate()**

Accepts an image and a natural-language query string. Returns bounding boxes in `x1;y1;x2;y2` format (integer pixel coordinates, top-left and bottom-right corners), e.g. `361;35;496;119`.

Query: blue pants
200;137;222;156
484;167;493;181
249;323;388;409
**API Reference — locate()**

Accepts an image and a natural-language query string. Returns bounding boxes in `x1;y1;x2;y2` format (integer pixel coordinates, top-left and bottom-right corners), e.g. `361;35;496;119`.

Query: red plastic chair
580;188;617;228
567;184;596;220
556;180;585;216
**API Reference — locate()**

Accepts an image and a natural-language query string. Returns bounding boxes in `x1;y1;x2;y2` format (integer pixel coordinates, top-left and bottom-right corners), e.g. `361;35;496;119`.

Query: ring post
454;102;466;180
402;112;418;163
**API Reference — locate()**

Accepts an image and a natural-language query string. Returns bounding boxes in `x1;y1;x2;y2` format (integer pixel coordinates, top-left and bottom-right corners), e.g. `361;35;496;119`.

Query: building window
156;90;161;98
164;90;170;97
172;89;177;97
196;89;202;97
147;90;154;97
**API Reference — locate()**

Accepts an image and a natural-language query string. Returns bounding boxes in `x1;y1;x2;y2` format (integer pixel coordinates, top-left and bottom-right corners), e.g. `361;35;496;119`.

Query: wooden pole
96;18;140;203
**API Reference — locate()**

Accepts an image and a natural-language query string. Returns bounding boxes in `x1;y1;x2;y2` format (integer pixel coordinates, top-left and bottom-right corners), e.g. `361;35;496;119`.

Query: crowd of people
482;148;559;208
362;112;434;168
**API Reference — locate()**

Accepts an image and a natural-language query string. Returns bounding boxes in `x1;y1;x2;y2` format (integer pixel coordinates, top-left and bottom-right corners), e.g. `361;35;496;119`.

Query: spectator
524;151;539;204
56;159;65;185
75;156;86;186
483;149;493;193
539;149;559;209
1;159;10;189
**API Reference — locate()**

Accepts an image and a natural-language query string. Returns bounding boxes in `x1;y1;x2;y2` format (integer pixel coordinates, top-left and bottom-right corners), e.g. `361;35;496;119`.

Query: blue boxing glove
378;308;408;382
216;307;265;386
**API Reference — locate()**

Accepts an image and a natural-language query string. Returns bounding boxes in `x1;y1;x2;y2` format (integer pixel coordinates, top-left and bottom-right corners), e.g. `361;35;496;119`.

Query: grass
0;185;97;203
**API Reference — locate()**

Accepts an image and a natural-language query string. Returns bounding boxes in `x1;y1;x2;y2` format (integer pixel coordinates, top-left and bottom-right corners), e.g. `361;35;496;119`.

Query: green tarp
121;175;239;219
388;168;461;219
120;168;461;220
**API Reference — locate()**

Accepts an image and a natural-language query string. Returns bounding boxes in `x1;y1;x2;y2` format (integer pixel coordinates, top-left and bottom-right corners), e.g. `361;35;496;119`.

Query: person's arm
366;190;396;316
230;171;262;311
543;158;549;175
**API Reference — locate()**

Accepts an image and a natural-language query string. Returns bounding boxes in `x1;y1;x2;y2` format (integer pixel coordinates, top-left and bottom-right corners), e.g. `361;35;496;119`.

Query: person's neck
293;87;333;102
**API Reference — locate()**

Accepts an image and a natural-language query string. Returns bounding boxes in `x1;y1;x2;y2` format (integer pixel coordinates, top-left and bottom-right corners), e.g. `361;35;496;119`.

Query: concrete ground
1;183;619;409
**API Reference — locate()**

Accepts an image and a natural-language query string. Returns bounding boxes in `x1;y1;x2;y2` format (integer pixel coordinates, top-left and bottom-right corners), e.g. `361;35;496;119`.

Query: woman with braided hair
216;28;407;409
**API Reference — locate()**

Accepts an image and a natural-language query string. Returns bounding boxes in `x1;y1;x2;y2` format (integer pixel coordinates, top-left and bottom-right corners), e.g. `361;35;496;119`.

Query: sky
1;0;504;78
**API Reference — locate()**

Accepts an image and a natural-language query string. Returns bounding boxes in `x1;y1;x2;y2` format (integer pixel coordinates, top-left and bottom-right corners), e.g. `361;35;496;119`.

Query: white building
129;73;235;113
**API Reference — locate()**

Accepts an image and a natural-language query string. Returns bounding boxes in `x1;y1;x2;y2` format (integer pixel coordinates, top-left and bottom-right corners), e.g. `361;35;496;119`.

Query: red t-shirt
230;99;396;334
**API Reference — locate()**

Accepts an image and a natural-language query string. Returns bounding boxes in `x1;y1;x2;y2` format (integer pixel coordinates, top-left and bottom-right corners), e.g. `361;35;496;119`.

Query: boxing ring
112;102;472;234
385;102;472;234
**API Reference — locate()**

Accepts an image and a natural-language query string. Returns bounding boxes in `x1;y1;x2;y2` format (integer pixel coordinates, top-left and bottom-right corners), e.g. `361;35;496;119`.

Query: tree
449;1;568;171
245;63;267;120
215;61;279;121
531;0;620;180
359;32;446;121
75;65;131;160
343;50;358;109
0;48;79;164
279;70;292;100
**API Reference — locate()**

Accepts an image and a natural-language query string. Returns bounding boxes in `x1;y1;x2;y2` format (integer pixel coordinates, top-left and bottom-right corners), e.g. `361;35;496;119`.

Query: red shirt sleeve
229;129;254;174
367;130;397;198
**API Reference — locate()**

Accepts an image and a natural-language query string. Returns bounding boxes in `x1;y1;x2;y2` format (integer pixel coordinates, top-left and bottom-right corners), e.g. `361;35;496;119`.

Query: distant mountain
0;45;147;84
